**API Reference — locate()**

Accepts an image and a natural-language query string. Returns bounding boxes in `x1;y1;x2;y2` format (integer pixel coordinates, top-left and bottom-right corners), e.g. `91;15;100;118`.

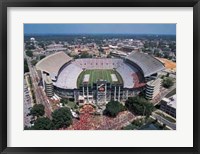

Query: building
160;95;176;118
43;74;54;97
36;51;164;103
145;78;161;100
30;37;35;42
45;43;67;54
121;45;135;52
110;50;128;58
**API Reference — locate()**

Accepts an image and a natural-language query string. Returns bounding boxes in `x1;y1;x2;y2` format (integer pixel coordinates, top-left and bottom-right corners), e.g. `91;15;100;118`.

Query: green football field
77;69;123;88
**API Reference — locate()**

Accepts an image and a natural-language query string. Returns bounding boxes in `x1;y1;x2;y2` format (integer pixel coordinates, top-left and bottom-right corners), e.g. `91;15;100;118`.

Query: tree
38;42;46;50
24;59;29;73
162;77;174;88
30;104;45;117
73;55;79;59
52;107;72;129
31;60;38;66
104;101;124;117
32;117;53;130
160;75;165;79
107;54;112;58
60;98;68;106
99;47;104;53
26;50;33;57
143;101;155;117
40;55;46;60
125;97;155;117
25;44;36;50
80;52;92;58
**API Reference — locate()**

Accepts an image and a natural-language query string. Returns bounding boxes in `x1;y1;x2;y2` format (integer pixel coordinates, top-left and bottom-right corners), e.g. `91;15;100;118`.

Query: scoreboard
96;81;107;103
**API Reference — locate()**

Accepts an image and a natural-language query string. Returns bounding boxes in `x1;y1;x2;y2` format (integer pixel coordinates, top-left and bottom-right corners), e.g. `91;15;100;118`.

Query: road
24;52;52;118
151;112;176;130
24;79;32;127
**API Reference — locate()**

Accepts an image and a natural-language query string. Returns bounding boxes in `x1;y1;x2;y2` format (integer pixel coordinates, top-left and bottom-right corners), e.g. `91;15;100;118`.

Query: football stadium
36;51;164;104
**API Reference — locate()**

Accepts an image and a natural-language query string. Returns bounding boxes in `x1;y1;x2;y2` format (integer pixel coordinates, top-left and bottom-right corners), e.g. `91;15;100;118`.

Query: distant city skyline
24;24;176;35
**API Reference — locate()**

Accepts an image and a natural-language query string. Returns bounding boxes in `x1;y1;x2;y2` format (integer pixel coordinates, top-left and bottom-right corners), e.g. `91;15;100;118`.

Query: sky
24;24;176;35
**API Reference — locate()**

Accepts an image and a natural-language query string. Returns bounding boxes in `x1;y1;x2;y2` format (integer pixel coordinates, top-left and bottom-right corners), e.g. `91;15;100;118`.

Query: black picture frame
0;0;200;154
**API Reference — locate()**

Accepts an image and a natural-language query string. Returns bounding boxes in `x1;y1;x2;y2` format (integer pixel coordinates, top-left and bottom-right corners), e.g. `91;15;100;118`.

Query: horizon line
24;33;176;35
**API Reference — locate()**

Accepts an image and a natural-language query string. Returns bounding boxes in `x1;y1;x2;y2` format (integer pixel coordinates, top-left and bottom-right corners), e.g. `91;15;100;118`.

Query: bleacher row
132;72;146;88
55;58;145;89
116;63;138;88
73;58;124;70
55;63;83;89
126;51;165;77
73;58;143;89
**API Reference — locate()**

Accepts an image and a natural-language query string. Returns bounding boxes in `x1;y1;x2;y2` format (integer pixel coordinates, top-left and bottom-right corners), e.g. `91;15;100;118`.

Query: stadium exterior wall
36;52;162;102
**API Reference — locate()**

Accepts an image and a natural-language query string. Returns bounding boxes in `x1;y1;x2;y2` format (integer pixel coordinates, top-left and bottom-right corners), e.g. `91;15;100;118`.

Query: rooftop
47;44;64;48
162;94;176;109
147;78;161;86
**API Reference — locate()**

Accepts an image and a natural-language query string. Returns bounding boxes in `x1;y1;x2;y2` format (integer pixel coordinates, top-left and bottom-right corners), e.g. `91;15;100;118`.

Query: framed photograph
1;0;200;154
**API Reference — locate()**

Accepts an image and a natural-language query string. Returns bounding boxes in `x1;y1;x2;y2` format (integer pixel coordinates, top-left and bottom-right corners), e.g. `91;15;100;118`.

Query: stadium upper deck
36;52;72;80
126;51;165;77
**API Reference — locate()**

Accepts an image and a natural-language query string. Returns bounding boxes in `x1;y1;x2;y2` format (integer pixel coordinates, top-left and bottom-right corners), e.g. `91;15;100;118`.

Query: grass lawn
77;69;123;88
66;101;76;109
